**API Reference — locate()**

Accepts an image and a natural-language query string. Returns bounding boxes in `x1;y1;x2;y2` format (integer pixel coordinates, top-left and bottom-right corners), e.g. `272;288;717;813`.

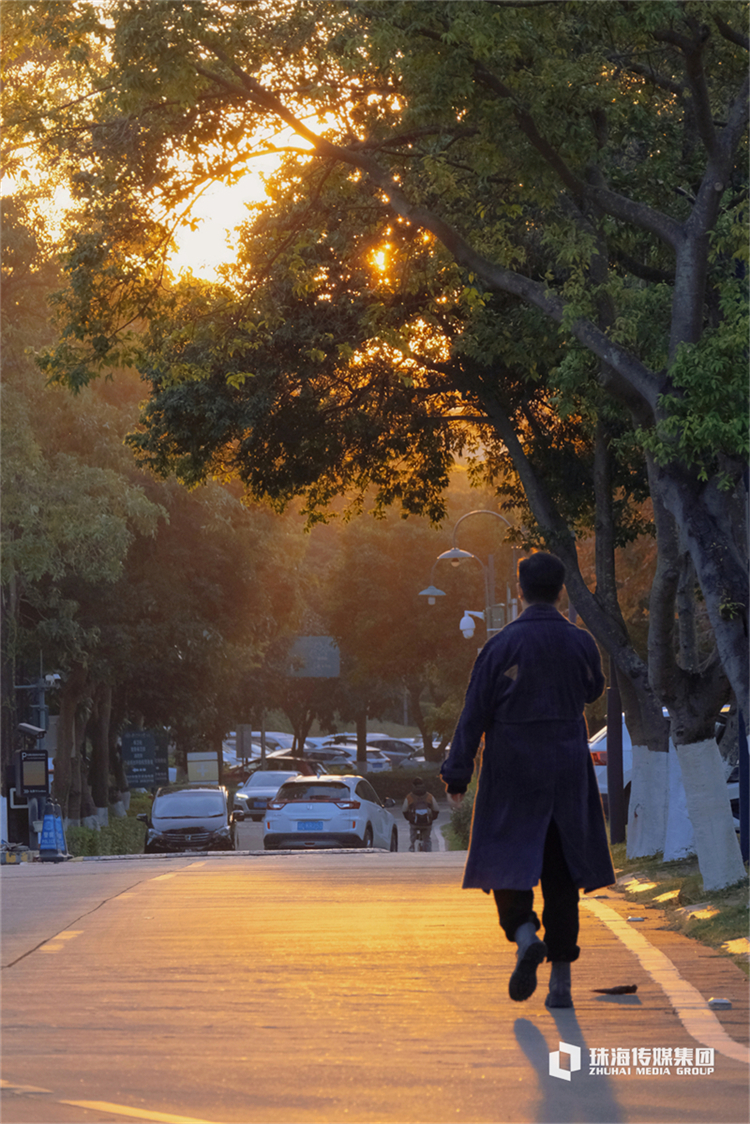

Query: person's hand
447;792;464;808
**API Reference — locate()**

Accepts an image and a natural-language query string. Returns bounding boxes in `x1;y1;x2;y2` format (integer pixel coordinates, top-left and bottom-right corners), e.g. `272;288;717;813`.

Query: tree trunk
53;663;89;817
663;744;695;861
356;709;367;766
652;464;748;719
676;738;746;890
627;745;669;859
88;681;112;822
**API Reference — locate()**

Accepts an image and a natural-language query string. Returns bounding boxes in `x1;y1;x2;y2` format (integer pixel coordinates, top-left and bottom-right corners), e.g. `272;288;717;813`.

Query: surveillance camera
459;613;476;639
45;673;61;687
18;723;46;738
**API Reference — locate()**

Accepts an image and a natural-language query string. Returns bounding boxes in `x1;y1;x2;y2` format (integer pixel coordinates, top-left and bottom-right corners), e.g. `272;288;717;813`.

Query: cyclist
402;777;439;851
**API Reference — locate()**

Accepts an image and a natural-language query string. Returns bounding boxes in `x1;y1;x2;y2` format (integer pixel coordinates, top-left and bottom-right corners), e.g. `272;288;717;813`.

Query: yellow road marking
583;897;750;1064
0;1079;52;1094
61;1100;219;1123
38;930;84;953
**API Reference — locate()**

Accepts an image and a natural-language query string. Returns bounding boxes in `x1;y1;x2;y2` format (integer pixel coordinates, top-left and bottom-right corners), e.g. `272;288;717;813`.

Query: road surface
1;848;748;1123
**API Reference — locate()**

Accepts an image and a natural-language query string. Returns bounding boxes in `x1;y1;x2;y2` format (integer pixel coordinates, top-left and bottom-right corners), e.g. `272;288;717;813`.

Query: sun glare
170;180;258;280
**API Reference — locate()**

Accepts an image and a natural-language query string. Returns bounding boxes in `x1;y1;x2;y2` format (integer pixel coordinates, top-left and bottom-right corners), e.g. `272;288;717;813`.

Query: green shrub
448;775;477;849
99;816;147;854
65;825;100;857
125;791;153;818
65;816;147;857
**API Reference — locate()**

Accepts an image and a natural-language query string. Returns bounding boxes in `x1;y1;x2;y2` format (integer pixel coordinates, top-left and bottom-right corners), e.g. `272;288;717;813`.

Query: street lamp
420;510;518;641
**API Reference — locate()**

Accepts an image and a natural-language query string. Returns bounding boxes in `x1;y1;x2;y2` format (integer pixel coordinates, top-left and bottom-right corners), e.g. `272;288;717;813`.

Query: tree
321;485;502;759
10;0;745;692
1;192;307;819
5;2;747;882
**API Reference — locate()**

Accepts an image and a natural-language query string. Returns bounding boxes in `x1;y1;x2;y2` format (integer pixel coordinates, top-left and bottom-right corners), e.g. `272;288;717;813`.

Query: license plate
297;820;323;831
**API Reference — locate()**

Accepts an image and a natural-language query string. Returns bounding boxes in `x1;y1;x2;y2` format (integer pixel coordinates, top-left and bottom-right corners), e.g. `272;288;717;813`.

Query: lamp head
419;585;446;607
438;547;475;568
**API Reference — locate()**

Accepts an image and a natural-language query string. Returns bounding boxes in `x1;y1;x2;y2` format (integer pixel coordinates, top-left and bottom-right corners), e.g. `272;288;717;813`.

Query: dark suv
139;783;239;853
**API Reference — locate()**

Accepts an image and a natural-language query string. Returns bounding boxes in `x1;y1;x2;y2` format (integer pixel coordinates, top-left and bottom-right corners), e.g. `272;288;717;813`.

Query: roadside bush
125;791;153;818
447;775;477;849
65;816;146;857
65;825;100;857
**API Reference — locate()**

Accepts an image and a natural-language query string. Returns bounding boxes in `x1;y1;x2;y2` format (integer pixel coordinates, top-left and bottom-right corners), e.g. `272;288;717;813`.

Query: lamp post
419;510;518;641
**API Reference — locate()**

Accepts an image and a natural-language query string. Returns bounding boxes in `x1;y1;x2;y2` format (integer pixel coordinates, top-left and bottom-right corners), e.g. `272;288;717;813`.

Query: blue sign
121;732;156;788
288;637;340;679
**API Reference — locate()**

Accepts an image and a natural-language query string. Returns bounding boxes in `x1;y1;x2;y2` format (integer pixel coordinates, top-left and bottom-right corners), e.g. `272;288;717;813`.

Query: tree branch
653;25;718;159
712;12;750;51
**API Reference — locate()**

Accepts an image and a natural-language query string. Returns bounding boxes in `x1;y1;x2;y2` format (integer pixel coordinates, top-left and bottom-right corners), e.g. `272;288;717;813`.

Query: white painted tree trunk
663;746;695;861
677;739;746;891
626;745;668;858
92;806;109;828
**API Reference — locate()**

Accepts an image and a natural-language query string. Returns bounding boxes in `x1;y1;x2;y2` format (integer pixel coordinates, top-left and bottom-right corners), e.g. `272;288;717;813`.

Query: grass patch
609;841;749;975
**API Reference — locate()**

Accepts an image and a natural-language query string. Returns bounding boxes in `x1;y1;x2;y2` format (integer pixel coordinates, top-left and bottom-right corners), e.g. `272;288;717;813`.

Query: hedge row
66;815;147;857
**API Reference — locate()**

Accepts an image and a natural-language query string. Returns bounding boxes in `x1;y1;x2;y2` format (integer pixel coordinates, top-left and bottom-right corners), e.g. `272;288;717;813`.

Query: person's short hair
518;552;565;604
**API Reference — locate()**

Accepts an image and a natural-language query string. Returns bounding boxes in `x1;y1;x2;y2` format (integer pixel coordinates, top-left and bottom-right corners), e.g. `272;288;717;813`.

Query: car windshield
244;771;296;789
276;782;351;802
153;792;225;818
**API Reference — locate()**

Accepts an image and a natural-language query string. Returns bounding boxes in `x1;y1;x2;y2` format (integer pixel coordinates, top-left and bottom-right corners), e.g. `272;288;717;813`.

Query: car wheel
390;828;398;852
363;825;374;848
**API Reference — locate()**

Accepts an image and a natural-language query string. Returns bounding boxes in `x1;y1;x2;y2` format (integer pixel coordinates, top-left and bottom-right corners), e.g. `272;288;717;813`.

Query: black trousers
492;819;580;963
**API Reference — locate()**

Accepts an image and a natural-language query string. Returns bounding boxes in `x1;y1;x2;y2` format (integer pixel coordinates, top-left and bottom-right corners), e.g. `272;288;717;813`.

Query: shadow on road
514;1011;625;1123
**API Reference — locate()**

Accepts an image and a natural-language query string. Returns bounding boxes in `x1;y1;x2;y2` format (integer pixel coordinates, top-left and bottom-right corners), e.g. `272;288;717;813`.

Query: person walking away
403;777;439;852
440;552;614;1008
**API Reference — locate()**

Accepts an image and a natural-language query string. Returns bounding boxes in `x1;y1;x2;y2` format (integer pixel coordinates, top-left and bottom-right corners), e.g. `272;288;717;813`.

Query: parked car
261;750;328;775
263;775;398;851
300;747;358;768
588;718;634;795
361;735;420;767
306;742;393;772
233;770;302;820
139;784;238;853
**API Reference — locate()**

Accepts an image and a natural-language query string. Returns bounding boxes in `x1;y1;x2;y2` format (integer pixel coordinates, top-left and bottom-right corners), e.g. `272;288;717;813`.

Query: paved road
1;850;747;1124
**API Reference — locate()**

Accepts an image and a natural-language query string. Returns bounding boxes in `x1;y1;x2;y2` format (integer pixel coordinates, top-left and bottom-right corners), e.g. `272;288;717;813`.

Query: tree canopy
3;0;748;723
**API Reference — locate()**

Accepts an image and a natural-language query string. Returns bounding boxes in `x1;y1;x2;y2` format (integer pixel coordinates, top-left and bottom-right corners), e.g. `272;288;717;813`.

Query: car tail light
334;800;361;810
268;801;287;810
591;751;608;766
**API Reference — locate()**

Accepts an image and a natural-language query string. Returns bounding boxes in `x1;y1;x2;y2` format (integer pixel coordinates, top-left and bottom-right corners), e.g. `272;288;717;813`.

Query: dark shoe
545;961;573;1008
508;938;547;1002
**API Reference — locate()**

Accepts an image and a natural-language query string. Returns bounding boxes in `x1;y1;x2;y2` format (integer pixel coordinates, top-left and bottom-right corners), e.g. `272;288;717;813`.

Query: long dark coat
441;603;615;892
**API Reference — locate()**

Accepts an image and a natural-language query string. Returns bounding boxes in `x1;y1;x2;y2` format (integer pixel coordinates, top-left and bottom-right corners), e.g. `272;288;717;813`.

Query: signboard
237;725;254;760
121;731;156;788
187;752;219;782
14;751;49;798
154;731;169;786
287;636;340;679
